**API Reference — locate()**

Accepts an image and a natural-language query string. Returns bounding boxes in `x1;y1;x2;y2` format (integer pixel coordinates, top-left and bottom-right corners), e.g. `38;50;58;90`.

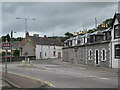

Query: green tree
2;34;10;42
2;52;5;57
12;37;23;41
65;32;73;37
13;49;20;57
87;29;95;33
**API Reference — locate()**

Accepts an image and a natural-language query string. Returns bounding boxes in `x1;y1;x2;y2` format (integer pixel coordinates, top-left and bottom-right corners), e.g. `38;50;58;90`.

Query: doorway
95;50;99;65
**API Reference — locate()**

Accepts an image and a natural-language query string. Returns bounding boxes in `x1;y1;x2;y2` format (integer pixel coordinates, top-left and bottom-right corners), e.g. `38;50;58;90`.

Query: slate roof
116;13;120;23
12;41;21;49
29;36;63;46
112;13;120;26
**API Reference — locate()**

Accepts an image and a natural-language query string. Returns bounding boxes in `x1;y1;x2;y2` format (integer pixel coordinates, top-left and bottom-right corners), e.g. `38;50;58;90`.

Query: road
1;59;118;88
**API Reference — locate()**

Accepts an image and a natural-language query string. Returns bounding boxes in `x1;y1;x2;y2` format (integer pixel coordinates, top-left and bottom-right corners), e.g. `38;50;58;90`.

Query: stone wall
62;42;110;67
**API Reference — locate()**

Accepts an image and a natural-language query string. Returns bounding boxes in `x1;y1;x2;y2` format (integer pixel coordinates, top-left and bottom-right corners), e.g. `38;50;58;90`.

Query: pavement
1;71;53;89
53;59;119;74
0;70;14;89
0;79;13;89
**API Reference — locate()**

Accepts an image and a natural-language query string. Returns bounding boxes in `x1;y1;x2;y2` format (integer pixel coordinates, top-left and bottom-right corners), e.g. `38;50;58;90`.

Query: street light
16;18;36;60
16;18;36;33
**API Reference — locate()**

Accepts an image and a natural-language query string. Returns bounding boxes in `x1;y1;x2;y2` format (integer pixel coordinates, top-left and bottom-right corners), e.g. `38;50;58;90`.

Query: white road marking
98;77;109;80
88;75;109;80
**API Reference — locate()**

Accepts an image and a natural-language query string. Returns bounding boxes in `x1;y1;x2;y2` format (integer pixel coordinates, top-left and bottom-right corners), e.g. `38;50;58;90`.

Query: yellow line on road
1;70;55;87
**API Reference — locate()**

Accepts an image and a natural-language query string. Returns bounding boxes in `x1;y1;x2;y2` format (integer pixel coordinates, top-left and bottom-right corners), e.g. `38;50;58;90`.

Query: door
58;52;61;58
95;50;99;65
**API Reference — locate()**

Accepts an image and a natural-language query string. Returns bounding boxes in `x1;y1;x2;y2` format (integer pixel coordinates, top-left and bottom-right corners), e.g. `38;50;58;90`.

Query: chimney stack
26;32;29;39
44;35;47;38
34;34;39;37
118;1;120;13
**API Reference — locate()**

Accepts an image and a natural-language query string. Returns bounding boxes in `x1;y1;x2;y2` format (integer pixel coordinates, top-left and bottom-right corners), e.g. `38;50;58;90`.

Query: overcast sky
1;2;118;37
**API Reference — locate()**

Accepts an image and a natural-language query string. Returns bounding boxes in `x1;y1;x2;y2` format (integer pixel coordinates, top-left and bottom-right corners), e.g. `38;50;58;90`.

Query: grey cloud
2;2;118;37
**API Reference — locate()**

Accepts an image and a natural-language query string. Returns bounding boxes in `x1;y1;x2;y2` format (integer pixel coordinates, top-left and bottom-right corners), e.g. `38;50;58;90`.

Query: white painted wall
111;42;120;68
111;18;119;41
36;45;62;59
111;18;120;68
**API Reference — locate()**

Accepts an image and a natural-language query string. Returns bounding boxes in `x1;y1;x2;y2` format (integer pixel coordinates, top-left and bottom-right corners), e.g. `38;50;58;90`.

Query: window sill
101;60;106;62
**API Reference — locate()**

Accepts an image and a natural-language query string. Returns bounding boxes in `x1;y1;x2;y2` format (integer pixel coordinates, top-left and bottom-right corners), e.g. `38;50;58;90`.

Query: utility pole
95;18;97;29
10;31;16;62
118;1;120;13
5;49;7;76
2;38;11;77
10;31;13;62
16;18;36;61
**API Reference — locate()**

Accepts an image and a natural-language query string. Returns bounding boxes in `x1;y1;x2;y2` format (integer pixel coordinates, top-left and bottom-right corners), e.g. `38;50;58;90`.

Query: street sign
2;40;11;50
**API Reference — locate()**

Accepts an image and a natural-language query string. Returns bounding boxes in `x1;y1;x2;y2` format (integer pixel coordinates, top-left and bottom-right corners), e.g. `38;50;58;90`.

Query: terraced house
20;32;63;59
63;13;120;68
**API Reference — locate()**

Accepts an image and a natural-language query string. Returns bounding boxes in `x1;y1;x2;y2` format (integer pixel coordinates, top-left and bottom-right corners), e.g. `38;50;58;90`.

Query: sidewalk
54;59;119;74
1;71;52;88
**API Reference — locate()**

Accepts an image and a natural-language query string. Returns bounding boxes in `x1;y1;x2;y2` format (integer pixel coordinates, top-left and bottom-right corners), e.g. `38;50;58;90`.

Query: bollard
28;58;30;64
29;60;33;67
22;60;26;66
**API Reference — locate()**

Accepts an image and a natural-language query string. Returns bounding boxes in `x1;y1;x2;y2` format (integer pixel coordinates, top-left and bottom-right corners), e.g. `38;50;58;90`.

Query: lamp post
16;18;36;61
16;18;36;33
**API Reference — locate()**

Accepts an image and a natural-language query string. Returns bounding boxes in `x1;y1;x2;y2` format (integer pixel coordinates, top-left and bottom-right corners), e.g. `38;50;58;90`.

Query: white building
20;32;63;59
36;45;62;59
111;13;120;68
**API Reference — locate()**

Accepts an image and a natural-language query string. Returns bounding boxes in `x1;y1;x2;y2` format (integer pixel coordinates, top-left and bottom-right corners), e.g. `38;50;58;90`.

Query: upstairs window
114;24;120;39
103;33;107;41
77;40;81;44
115;44;120;59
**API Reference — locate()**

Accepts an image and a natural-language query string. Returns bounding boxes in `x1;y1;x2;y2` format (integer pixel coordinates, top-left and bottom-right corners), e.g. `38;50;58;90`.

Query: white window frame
101;48;106;61
88;49;93;60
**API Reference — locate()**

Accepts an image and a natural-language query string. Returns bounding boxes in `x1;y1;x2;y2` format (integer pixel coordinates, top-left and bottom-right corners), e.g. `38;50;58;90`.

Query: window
40;52;42;58
45;52;47;57
77;40;80;44
54;46;55;49
103;33;107;41
53;51;56;56
88;49;92;60
101;49;106;61
114;24;120;39
115;44;120;59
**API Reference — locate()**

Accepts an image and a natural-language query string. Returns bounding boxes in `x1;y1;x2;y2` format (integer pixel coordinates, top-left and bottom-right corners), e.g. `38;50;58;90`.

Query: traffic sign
2;40;11;50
